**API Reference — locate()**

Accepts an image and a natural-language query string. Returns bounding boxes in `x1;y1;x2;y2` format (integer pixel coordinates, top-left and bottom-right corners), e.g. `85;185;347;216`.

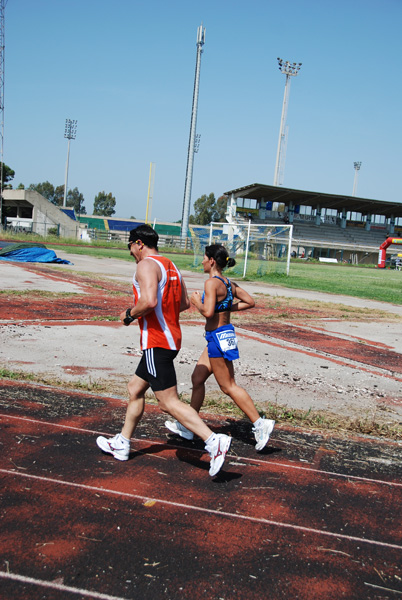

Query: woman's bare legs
209;356;260;423
190;347;212;412
189;347;260;423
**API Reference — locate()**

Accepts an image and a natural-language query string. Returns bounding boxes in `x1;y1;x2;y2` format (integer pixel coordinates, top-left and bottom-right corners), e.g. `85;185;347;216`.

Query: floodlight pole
180;24;205;242
63;119;77;207
145;162;156;224
273;58;302;187
352;161;362;197
0;0;5;229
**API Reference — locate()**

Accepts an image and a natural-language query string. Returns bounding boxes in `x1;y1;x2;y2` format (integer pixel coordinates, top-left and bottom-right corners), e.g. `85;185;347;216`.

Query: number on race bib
216;331;238;353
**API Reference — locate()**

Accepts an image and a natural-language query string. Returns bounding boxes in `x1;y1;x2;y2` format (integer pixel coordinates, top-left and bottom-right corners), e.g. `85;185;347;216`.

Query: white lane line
0;570;129;600
1;468;401;552
1;412;401;488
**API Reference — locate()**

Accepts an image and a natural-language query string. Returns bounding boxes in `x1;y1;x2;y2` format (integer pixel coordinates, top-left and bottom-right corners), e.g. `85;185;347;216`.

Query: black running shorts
135;348;179;392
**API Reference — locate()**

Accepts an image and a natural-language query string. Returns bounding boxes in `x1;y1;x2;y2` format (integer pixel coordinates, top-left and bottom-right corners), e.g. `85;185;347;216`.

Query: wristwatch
123;307;135;326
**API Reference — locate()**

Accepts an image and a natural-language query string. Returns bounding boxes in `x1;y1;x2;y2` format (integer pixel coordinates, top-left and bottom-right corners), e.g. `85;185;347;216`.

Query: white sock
119;433;130;445
253;417;263;428
205;433;217;446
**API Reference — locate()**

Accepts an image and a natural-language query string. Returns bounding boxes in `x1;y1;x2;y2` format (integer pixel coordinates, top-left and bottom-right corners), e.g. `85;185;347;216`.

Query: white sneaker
96;433;130;461
205;434;231;477
165;420;194;440
253;419;275;451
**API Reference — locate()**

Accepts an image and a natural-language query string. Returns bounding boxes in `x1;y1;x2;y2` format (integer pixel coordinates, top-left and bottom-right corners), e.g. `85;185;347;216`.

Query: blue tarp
0;243;73;264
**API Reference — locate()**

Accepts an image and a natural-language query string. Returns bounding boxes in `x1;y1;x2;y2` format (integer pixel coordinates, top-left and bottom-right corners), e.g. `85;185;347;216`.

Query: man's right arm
180;278;190;313
121;260;159;324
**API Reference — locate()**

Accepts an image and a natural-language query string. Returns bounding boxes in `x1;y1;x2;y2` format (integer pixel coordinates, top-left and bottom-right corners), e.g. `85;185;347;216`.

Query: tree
29;181;60;205
190;193;228;225
213;195;228;222
66;187;86;215
28;181;85;213
191;193;216;225
93;191;116;217
1;163;15;188
54;185;65;206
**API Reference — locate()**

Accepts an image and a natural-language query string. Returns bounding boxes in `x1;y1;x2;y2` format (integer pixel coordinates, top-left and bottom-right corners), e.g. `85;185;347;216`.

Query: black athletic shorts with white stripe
135;348;179;392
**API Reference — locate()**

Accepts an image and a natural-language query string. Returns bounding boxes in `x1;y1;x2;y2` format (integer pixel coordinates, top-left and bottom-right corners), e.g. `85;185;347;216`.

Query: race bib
216;329;238;353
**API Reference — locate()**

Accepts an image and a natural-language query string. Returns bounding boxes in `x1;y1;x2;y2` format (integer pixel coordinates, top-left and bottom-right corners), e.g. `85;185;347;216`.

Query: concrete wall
3;190;80;238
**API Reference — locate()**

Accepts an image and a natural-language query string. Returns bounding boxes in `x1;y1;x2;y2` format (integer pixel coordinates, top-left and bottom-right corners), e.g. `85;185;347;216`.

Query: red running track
0;381;401;600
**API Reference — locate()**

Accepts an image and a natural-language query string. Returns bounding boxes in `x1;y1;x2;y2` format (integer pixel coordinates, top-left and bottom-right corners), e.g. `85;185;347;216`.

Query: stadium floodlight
352;161;362;197
274;58;302;187
63;119;77;207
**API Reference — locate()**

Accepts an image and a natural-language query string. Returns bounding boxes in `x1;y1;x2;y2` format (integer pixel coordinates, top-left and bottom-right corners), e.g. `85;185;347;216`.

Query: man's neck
141;247;160;259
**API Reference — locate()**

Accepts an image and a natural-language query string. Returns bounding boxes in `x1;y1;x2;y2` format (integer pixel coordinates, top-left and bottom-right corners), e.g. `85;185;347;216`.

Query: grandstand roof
224;183;402;218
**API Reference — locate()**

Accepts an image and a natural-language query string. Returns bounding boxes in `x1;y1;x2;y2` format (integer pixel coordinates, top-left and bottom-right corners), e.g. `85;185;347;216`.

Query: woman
165;244;275;451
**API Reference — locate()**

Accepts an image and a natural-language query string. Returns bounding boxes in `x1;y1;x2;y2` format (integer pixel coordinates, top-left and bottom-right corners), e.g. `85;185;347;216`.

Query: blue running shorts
205;324;239;361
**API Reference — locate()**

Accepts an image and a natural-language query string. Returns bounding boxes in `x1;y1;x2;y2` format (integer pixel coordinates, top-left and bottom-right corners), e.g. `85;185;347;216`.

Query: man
96;224;231;477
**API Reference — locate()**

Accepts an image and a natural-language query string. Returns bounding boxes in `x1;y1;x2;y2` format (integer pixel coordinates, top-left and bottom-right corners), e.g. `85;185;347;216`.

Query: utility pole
145;162;156;224
0;0;6;228
63;119;77;207
180;24;205;242
352;161;362;197
273;58;302;187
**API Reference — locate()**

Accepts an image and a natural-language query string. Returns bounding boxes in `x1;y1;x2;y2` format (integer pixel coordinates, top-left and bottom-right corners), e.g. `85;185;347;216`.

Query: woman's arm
190;278;218;318
230;282;255;312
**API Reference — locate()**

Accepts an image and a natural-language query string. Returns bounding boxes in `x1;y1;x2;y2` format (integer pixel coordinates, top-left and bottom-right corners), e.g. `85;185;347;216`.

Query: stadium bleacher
60;208;76;221
107;220;144;232
78;216;107;231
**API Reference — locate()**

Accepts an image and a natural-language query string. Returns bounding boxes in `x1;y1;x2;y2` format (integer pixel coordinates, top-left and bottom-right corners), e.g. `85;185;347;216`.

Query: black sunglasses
128;239;141;250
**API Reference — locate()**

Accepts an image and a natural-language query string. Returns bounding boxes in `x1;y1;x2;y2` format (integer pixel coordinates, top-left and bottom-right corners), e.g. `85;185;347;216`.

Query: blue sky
4;0;402;221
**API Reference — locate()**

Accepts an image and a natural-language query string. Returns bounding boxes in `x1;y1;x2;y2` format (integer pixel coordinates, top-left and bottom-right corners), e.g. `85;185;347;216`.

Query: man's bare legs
121;373;212;442
120;374;148;440
99;371;231;476
156;386;212;441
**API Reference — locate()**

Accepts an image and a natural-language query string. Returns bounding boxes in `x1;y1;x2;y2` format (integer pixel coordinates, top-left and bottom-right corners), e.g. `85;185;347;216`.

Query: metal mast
352;161;362;197
273;58;302;187
180;24;205;241
0;0;6;228
145;162;156;224
63;119;77;207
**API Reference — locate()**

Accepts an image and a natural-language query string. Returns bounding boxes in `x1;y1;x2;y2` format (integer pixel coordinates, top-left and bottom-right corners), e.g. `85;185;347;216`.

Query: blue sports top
202;276;234;313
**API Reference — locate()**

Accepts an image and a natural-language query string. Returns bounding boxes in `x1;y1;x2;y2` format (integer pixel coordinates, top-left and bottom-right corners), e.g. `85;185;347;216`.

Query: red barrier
378;237;402;268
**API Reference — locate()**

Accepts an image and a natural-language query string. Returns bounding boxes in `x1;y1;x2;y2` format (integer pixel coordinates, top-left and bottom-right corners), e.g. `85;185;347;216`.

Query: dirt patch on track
1;260;402;435
0;266;129;321
240;321;402;374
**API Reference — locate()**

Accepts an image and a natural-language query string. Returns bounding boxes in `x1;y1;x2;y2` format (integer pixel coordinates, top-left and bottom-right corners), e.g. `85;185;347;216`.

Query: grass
0;367;36;381
259;402;402;441
1;366;400;440
4;232;400;305
0;289;75;297
260;262;402;305
0;367;112;393
58;245;402;305
54;242;402;305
